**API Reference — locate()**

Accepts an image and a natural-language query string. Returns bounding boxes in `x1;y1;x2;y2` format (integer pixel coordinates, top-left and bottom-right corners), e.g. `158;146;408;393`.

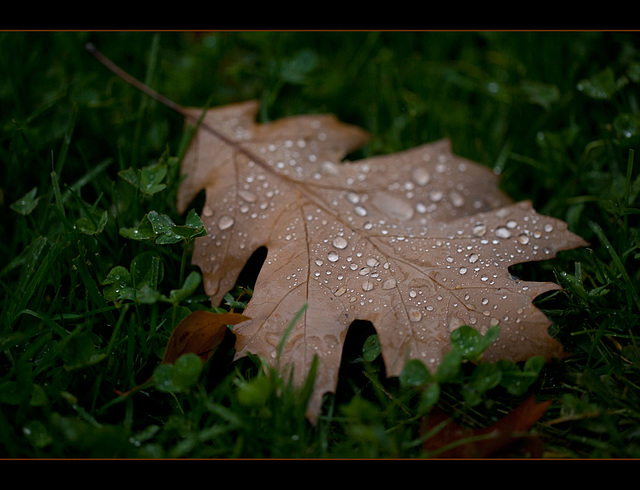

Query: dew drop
217;215;235;230
459;267;467;275
408;307;422;322
382;278;397;289
429;190;443;202
468;253;479;264
495;226;511;238
327;251;339;262
449;190;465;207
347;192;360;204
320;161;339;175
334;286;347;297
472;224;487;237
518;233;530;245
354;205;368;217
332;236;348;249
202;206;214;217
366;257;380;267
411;167;431;186
372;192;414;221
238;189;257;203
315;258;324;266
361;279;375;291
544;223;554;232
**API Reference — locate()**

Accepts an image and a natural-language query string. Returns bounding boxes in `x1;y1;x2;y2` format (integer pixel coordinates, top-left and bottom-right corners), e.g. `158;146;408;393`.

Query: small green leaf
119;215;155;241
147;211;183;244
450;325;500;362
119;163;167;196
171;353;203;391
171;209;207;241
224;291;248;310
614;113;640;141
120;210;206;245
118;167;140;188
60;331;106;370
417;383;440;413
139;164;167;195
23;420;53;448
577;67;627;100
362;334;381;362
280;49;319;84
101;265;134;301
236;373;272;407
469;362;502;393
164;271;201;305
131;251;164;290
10;187;41;215
436;349;462;383
399;359;432;388
498;356;545;396
520;80;560;111
153;364;178;393
153;354;204;393
75;208;108;235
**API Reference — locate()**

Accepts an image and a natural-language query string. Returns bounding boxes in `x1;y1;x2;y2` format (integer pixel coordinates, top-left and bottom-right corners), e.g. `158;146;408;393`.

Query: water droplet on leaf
332;236;348;249
218;215;235;230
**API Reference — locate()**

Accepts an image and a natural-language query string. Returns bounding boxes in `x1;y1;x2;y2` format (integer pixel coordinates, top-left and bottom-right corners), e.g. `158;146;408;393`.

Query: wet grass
1;31;640;458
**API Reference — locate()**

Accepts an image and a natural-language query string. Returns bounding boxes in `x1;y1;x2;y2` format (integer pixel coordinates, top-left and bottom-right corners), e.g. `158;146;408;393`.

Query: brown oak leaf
176;100;587;420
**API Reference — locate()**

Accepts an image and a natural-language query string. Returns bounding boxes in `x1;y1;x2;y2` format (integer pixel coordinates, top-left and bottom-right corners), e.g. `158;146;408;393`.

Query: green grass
1;31;640;458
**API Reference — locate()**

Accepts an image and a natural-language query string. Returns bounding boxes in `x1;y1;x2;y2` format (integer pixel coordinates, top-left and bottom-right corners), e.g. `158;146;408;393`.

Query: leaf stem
85;42;194;124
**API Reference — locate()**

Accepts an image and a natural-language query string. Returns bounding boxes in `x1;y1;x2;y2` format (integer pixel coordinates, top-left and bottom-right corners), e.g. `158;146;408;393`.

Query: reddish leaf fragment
162;310;249;365
421;395;553;458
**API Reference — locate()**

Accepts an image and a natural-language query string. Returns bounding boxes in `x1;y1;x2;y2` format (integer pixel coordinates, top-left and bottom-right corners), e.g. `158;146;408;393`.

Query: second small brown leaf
421;396;553;458
162;310;249;365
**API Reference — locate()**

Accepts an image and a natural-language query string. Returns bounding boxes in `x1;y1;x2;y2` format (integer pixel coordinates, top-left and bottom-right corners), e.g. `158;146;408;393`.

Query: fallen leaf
114;310;247;398
176;100;587;420
421;395;553;458
161;309;249;365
